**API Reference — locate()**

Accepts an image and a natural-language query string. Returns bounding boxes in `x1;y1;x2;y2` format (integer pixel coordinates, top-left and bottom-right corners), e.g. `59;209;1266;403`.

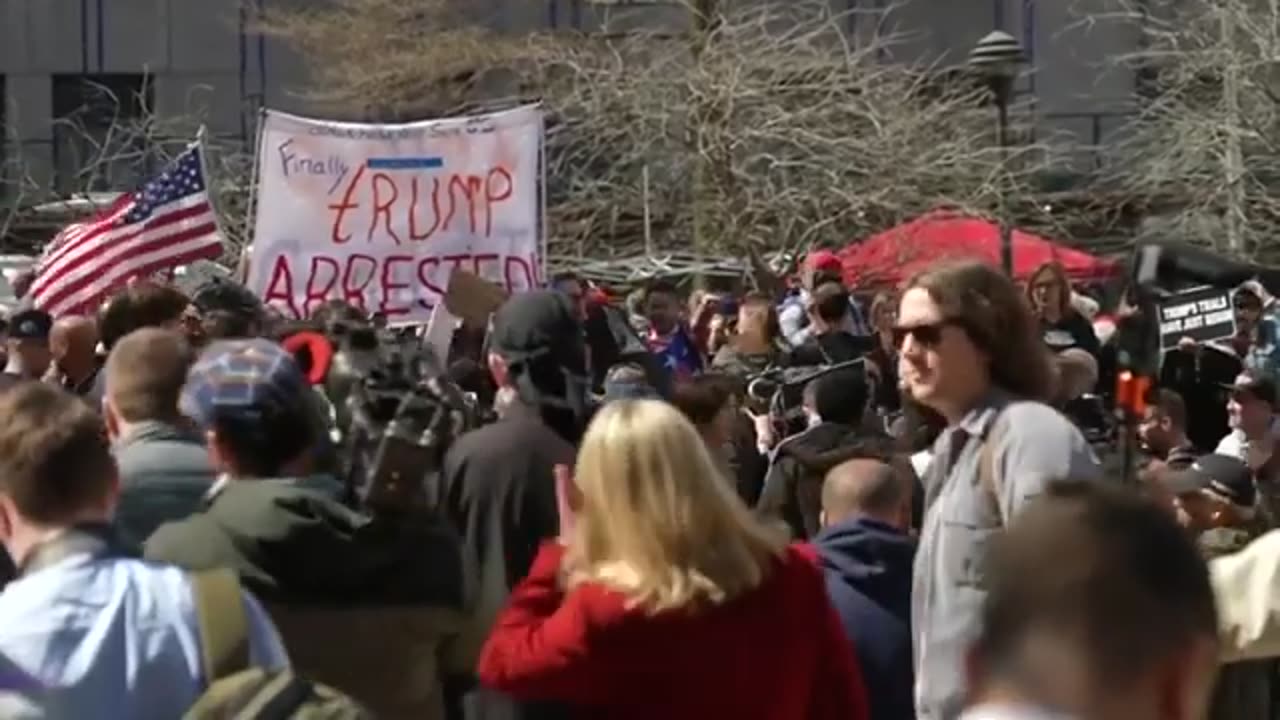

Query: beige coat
1212;529;1280;662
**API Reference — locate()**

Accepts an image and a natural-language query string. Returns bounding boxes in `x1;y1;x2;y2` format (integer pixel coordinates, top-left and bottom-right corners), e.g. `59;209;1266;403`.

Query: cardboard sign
423;302;459;366
247;105;544;323
1158;286;1237;350
444;270;508;329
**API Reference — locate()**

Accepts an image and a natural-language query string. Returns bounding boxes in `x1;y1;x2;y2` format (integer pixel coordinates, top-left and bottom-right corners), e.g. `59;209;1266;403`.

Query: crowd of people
2;250;1280;719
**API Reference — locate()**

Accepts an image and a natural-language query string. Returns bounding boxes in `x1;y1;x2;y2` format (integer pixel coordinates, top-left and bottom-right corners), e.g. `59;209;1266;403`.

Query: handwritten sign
1158;286;1237;350
444;270;508;329
246;105;544;323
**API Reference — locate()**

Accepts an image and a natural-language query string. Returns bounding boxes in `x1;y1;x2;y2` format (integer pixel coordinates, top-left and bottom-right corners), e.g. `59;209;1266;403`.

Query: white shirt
1215;418;1280;462
0;554;288;719
959;704;1075;720
911;449;934;479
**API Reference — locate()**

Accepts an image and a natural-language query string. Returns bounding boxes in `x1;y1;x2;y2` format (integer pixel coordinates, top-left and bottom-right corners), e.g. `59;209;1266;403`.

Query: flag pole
537;102;549;287
238;106;268;285
194;126;231;268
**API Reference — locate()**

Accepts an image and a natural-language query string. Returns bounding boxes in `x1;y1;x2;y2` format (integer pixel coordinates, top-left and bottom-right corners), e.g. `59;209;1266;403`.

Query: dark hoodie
144;478;476;719
814;518;915;720
756;423;891;539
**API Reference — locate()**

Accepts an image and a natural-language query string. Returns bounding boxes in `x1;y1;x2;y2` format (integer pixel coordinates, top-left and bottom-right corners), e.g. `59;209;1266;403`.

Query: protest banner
1158;286;1237;350
246;105;544;323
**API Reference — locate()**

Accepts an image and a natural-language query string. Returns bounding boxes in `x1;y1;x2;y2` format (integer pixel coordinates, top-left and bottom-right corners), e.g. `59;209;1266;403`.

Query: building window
51;74;153;195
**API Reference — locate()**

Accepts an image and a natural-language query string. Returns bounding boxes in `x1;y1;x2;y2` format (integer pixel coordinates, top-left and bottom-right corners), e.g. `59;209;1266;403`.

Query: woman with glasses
896;260;1101;720
1026;261;1101;358
477;399;869;720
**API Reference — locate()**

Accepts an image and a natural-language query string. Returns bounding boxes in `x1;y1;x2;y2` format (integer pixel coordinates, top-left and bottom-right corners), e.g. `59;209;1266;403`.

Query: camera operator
145;339;477;718
757;369;891;540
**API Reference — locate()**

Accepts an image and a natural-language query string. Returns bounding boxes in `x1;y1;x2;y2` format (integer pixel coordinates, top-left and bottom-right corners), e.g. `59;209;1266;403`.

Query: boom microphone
1132;242;1258;293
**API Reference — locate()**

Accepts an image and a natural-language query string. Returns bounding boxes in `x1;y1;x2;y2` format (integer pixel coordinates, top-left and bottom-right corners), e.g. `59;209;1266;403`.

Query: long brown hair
907;261;1054;402
1026;261;1072;319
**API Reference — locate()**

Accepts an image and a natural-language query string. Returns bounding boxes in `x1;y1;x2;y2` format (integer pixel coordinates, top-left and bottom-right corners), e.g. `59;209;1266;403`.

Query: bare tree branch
260;0;1074;271
1087;0;1280;261
0;81;254;263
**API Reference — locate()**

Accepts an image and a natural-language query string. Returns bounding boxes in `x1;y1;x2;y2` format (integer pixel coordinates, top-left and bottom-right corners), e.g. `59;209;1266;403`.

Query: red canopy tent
837;211;1119;288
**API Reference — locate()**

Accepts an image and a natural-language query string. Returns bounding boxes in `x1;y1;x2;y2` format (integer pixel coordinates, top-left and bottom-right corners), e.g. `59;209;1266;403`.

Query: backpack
182;569;372;720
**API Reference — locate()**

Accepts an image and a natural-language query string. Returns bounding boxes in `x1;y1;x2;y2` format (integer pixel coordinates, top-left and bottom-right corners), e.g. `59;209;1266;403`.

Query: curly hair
907;261;1054;402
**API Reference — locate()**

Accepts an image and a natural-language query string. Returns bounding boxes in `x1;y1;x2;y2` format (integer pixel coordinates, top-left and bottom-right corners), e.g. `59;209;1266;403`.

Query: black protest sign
1158;286;1237;349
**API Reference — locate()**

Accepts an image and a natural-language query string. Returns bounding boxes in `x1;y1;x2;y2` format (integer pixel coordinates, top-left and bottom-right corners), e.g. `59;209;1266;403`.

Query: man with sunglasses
899;261;1100;720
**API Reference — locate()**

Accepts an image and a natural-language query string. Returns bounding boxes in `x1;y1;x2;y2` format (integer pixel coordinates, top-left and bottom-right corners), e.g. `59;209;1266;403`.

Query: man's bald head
822;458;910;528
51;315;98;347
50;316;99;376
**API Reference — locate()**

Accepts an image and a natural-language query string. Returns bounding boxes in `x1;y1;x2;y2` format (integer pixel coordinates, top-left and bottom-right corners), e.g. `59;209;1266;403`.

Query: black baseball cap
1222;371;1278;409
489;290;588;413
1165;453;1256;509
8;308;53;341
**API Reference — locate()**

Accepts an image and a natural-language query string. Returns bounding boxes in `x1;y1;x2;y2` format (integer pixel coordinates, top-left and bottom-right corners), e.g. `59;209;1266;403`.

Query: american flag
30;142;222;318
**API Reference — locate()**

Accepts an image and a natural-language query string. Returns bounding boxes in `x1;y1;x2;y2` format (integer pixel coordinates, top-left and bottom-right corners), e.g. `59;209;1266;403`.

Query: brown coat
264;603;479;720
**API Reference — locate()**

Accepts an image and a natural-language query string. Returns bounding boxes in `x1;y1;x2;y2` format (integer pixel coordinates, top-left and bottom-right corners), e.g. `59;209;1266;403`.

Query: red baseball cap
807;250;843;274
281;331;334;385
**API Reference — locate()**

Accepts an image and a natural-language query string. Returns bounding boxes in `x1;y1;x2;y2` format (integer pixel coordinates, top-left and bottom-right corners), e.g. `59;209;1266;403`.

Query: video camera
330;318;479;517
746;358;868;437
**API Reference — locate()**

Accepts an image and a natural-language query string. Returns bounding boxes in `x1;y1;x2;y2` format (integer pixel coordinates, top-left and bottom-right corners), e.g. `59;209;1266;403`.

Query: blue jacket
813;517;915;720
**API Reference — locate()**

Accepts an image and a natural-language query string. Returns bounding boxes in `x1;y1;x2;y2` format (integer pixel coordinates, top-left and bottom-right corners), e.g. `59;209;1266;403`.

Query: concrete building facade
1;0;1141;200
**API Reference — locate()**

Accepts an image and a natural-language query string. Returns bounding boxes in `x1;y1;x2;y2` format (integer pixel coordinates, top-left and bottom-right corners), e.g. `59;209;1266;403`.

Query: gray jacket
112;420;217;550
913;390;1101;720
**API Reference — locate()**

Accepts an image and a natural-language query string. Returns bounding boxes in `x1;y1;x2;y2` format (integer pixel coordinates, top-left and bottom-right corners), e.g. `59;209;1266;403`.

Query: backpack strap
191;569;251;684
976;409;1009;525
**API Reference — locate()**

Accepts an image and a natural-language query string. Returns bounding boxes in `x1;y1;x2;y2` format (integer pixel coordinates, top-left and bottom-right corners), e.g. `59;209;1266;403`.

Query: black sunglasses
1235;301;1261;311
892;319;960;349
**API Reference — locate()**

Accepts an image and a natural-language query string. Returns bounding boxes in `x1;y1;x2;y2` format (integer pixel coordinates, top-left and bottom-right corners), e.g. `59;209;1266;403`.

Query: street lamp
969;30;1026;277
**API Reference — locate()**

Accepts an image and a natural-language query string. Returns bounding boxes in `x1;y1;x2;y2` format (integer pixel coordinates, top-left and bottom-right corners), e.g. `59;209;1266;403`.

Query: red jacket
478;541;870;719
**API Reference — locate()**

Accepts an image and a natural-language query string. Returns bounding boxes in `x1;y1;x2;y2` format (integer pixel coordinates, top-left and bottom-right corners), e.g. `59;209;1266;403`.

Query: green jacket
144;477;478;719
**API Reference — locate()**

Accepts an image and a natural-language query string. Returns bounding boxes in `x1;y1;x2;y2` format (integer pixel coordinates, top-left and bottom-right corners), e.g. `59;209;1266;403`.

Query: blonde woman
477;400;868;720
